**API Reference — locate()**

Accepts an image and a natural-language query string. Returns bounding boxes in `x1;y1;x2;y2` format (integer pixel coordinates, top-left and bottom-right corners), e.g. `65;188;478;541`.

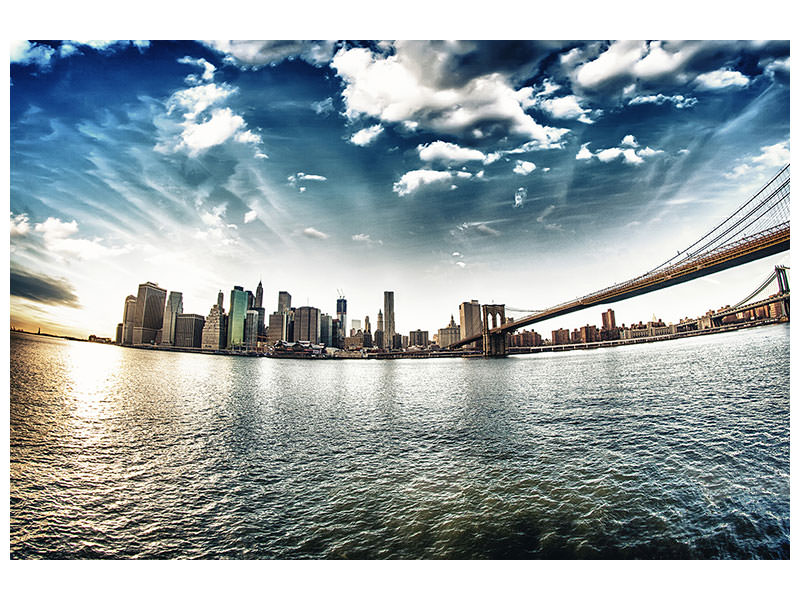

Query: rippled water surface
10;325;790;559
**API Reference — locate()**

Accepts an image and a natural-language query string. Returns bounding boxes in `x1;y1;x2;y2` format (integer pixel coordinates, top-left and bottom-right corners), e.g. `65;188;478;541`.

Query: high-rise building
244;309;260;349
351;319;362;334
174;314;205;348
364;315;371;333
391;332;403;350
376;309;384;348
202;302;228;350
161;291;183;345
217;290;224;308
122;294;137;345
115;323;123;345
132;282;167;345
459;300;482;349
336;296;347;346
602;308;616;331
227;285;249;349
293;306;320;343
278;291;291;314
320;313;334;346
255;280;263;309
409;329;429;347
438;315;461;348
384;291;395;343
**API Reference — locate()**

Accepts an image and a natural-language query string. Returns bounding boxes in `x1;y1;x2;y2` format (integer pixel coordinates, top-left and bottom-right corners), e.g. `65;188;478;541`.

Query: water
10;325;790;559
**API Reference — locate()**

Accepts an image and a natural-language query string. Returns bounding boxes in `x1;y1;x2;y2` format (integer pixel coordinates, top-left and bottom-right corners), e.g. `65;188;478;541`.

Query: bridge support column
481;304;508;357
776;266;790;317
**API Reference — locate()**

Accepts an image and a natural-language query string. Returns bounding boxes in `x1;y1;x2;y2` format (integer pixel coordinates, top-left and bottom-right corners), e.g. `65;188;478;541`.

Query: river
9;324;789;559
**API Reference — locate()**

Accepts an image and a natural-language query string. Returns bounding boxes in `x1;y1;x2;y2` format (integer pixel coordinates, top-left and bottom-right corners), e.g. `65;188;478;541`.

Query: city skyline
10;39;790;339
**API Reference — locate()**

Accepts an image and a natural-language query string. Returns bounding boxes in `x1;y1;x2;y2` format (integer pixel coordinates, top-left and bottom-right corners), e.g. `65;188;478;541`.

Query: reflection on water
10;325;790;559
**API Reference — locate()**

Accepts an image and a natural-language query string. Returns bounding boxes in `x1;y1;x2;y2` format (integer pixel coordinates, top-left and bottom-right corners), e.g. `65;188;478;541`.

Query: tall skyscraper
459;300;482;350
122;294;137;345
217;290;224;308
174;314;205;348
319;313;334;346
336;296;347;347
364;315;371;333
293;306;321;343
227;286;249;349
438;315;461;348
255;280;263;309
602;308;616;331
376;309;384;349
202;301;228;350
244;309;260;349
384;291;395;344
161;291;183;345
278;291;291;314
132;282;167;345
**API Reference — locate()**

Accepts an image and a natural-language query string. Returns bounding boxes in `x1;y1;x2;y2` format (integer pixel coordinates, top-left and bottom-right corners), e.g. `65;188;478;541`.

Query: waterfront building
266;312;284;345
344;330;364;350
122;294;137;345
132;282;167;345
373;329;384;350
115;323;123;345
227;286;249;348
602;308;616;331
320;313;334;347
294;306;321;343
161;291;183;345
551;328;570;345
384;291;395;343
364;315;371;333
336;296;347;347
459;300;482;349
376;309;384;349
362;330;373;348
409;329;429;348
244;309;260;349
437;315;461;348
201;302;228;350
350;319;362;336
579;325;600;343
392;332;403;350
174;314;205;348
510;330;542;347
619;320;677;340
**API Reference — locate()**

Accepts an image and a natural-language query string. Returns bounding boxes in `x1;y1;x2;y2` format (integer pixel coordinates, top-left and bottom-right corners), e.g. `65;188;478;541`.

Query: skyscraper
132;282;167;345
438;315;461;348
384;291;395;344
202;301;228;350
459;300;482;350
255;280;263;309
336;296;347;348
319;313;334;347
227;286;249;349
161;291;183;345
376;309;384;349
244;309;260;349
602;308;616;331
174;314;205;348
278;291;291;314
217;290;224;308
293;306;321;343
122;294;137;345
364;315;371;333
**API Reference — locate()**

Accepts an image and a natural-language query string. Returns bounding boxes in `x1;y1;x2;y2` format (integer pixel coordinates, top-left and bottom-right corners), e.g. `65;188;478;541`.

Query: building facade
227;286;249;349
161;291;183;345
437;315;461;348
201;303;228;350
122;294;137;345
459;300;482;349
384;291;395;343
294;306;321;343
132;282;167;345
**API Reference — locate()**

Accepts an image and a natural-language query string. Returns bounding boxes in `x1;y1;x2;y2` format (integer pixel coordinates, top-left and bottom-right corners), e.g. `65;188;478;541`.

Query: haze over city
10;39;790;338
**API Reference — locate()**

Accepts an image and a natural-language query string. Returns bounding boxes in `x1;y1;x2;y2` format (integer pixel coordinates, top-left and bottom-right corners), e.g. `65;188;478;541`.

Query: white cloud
244;210;258;224
514;187;527;208
576;137;663;165
628;93;697;109
302;227;329;240
513;160;536;176
10;41;55;68
166;82;235;120
352;233;383;245
620;135;638;148
178;56;216;82
33;217;128;261
349;124;384;146
725;141;790;179
417;140;495;165
178;108;249;156
392;169;453;196
203;40;337;68
575;142;594;160
35;217;79;239
330;42;569;146
694;69;750;90
10;213;31;237
476;223;500;236
455;261;466;268
536;94;594;123
288;172;328;187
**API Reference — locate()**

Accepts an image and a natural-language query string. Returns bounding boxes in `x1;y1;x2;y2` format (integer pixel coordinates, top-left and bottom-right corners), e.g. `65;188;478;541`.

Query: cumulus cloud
34;217;128;261
178;108;253;155
513;160;536;176
10;213;31;237
203;40;337;68
349;124;384;146
535;94;595;123
393;169;454;196
575;136;663;165
417;140;498;165
514;187;527;207
178;56;217;82
244;210;258;223
694;68;750;90
628;93;697;109
10;40;55;68
302;227;329;240
725;141;790;179
330;42;569;146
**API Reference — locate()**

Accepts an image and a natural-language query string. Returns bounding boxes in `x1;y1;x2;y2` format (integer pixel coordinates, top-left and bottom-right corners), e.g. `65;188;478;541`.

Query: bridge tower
481;304;508;357
776;265;790;317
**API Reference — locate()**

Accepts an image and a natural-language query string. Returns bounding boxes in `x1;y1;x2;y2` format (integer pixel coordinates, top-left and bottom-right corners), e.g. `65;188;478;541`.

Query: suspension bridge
450;164;790;356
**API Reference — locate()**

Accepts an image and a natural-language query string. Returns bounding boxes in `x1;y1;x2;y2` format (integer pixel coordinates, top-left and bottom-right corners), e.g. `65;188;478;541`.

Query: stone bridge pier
481;304;508;357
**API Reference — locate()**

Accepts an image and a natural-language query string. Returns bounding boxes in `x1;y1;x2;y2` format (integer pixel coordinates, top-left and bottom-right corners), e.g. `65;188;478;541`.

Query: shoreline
11;317;788;359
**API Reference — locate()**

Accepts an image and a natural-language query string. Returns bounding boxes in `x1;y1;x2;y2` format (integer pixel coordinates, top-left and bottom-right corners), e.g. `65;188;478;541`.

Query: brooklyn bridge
450;164;791;356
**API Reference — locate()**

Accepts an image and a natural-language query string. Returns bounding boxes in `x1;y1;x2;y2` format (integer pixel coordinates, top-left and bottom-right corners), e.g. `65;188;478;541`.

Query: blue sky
10;39;790;338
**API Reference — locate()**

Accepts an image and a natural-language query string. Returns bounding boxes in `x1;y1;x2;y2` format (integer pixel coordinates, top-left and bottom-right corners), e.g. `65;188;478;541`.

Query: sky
9;39;791;339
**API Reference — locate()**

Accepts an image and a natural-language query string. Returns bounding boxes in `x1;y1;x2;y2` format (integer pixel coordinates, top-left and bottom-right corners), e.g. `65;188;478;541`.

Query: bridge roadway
451;223;789;348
